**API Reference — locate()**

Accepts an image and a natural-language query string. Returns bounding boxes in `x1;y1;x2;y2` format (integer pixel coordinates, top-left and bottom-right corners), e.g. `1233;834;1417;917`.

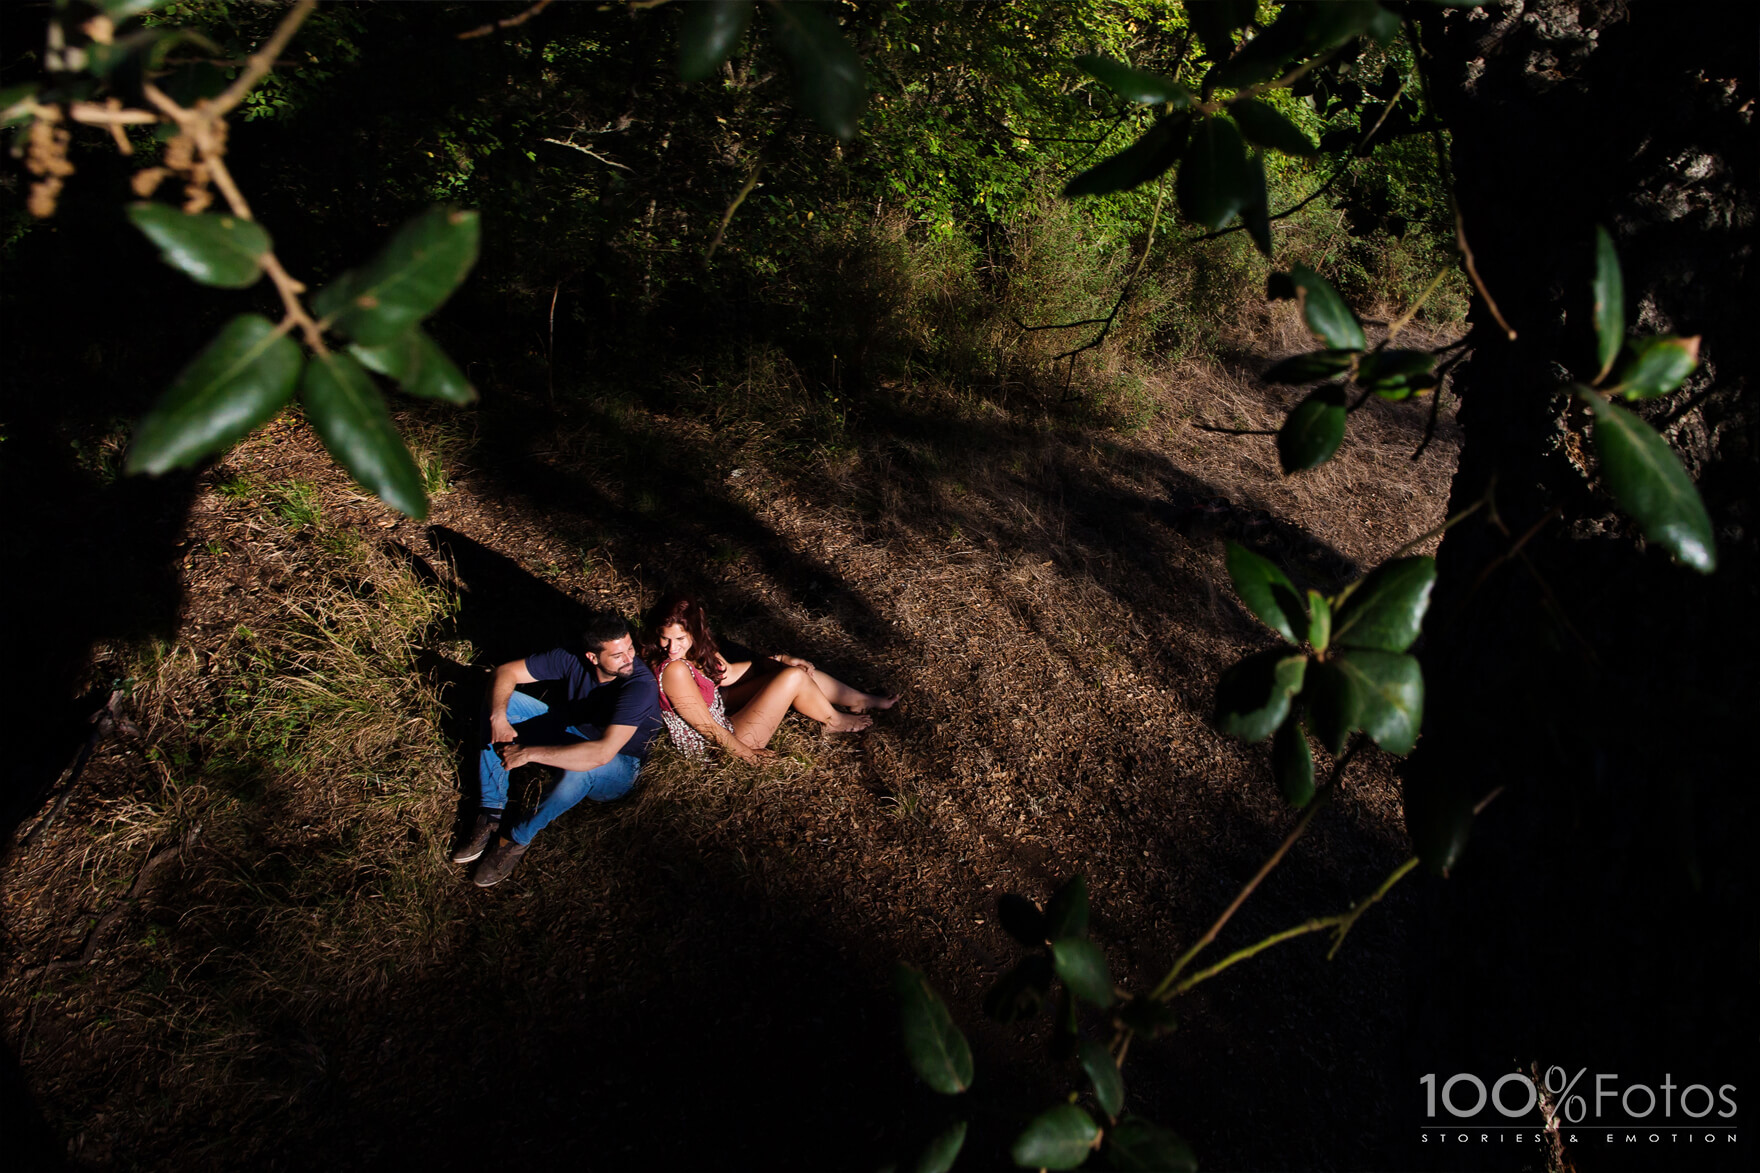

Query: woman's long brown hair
640;593;724;684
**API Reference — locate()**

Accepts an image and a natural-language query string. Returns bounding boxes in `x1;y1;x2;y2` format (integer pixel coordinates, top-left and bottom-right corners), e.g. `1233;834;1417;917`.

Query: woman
642;594;896;763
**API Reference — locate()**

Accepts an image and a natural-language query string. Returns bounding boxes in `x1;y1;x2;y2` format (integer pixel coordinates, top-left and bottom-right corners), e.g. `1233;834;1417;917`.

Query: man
452;611;662;886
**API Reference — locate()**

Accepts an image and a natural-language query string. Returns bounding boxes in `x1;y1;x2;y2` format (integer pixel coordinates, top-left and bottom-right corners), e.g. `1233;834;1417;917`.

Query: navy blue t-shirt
522;647;663;759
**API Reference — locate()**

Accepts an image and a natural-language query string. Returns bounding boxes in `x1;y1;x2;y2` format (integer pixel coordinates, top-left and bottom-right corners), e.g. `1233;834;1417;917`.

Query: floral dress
658;659;736;758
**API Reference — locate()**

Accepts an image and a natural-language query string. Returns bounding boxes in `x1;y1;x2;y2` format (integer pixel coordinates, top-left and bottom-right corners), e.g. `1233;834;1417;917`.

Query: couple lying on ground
451;595;896;886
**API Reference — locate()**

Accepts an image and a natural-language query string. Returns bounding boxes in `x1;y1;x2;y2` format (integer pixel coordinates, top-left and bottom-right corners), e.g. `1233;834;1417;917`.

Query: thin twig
64;102;158;126
705;146;769;265
20;825;201;978
1386;266;1451;341
1192;422;1279;436
1411;380;1448;460
458;0;555;40
210;0;317;118
1384;491;1489;562
1013;314;1113;333
1170;918;1335;994
1324;856;1418;959
1049;174;1169;364
19;691;130;848
1149;738;1364;1000
1410;19;1517;341
140;82;328;352
541;137;634;171
1187;156;1355;243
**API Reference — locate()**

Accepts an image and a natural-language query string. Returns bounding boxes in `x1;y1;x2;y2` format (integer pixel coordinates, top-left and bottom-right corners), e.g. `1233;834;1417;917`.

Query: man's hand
490;712;517;745
499;742;539;770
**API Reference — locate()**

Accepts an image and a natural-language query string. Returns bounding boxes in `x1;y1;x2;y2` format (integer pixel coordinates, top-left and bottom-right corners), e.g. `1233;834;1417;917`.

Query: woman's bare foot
849;693;899;713
824;711;873;734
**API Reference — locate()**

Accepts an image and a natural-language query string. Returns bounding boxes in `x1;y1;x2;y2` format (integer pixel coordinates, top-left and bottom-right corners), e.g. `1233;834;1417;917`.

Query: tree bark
1406;2;1755;1166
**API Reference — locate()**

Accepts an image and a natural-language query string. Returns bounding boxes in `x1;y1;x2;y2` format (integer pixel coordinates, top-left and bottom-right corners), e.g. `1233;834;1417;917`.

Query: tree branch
1149;738;1365;1000
210;0;317;118
458;0;555;40
541;137;634;171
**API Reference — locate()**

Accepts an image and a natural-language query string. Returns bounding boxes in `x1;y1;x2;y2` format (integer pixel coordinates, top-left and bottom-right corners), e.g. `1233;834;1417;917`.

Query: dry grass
2;217;1469;1167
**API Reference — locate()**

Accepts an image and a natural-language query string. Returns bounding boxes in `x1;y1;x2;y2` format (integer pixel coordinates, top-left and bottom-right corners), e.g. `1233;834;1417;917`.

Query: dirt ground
2;308;1471;1170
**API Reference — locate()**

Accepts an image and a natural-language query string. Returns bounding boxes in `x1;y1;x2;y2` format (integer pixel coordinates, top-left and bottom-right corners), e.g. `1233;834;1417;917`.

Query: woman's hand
730;740;778;765
774;654;814;675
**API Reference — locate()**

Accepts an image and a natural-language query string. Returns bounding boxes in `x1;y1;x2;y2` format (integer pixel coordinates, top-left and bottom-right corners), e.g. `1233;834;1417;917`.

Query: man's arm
488;658;539;745
502;723;637;773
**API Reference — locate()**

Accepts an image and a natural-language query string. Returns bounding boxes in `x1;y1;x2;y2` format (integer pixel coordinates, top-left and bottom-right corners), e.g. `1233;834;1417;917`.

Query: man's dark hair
580;611;632;655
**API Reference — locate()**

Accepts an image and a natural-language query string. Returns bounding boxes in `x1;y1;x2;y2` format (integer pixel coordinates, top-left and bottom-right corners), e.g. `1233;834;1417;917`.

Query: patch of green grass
263;480;322;528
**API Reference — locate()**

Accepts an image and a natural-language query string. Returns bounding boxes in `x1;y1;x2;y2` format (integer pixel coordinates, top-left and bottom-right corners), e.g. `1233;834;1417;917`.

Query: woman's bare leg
807;669;898;712
730;665;871;747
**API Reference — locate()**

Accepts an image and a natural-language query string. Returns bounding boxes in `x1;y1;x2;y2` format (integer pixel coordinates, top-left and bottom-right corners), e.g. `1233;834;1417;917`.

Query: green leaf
96;0;169;17
317;207;480;346
909;1121;968;1173
1264;349;1357;384
1331;650;1424;756
1277;384;1348;473
893;964;974;1095
1306;1;1384;49
1302;660;1358;756
1051;938;1114;1008
1064;114;1189;199
1074;55;1193;107
1272;716;1315;807
997;893;1047;947
1367;4;1403;45
1215;650;1308;743
1330;556;1436;652
1356;349;1435;391
1177;115;1255;230
984;954;1052;1024
1044;875;1090;940
300;351;429;519
1011;1104;1100;1171
1592;225;1624;382
678;0;753;82
1305;590;1331;653
1405;771;1475;877
84;29;163;78
1581;392;1716;572
127;315;302;475
1231;98;1318;155
1051;987;1079;1059
1243;150;1272;257
768;1;866;140
1184;0;1256;62
1287;264;1365;350
1205;4;1316;90
1225;541;1307;643
350;330;477;405
1078;1039;1125;1119
1207;2;1379;91
0;84;37;128
1115;995;1178;1038
1613;335;1699;400
1106;1118;1198;1172
126;204;270;288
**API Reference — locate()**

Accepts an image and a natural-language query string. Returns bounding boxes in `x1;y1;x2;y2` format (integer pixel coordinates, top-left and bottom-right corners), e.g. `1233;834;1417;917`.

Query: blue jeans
479;690;642;845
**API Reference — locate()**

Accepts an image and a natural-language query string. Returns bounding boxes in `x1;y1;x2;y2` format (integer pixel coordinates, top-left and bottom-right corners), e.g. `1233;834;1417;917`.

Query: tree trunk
1406;1;1754;1167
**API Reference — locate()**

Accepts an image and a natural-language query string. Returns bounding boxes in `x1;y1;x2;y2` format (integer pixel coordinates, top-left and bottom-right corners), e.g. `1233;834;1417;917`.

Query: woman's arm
663;662;771;763
717;654;752;686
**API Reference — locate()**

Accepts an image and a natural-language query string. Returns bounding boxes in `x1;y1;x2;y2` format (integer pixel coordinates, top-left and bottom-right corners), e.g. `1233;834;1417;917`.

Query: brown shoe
472;837;530;887
450;811;501;864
